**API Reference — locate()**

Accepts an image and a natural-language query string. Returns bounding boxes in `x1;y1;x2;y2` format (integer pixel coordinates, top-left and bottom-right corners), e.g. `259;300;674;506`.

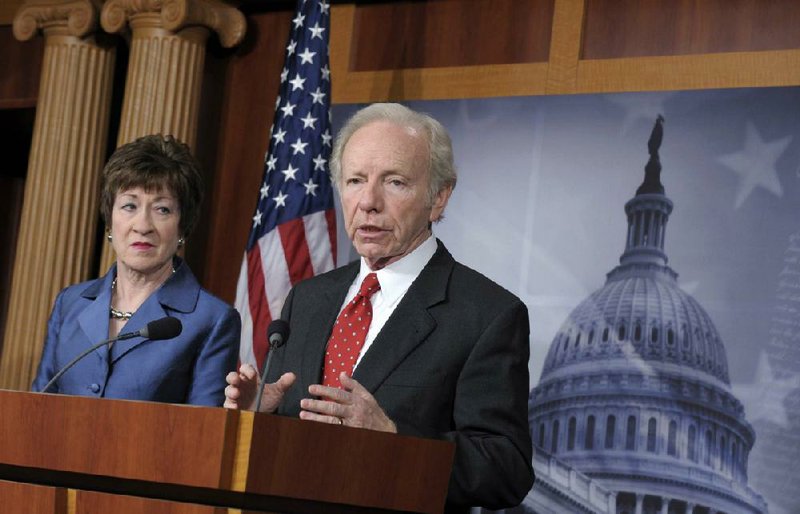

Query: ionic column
97;0;245;272
0;0;116;390
660;497;670;514
686;502;696;514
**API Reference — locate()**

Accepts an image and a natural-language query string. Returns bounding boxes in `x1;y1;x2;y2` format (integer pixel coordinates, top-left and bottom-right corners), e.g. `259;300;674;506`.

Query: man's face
339;120;451;270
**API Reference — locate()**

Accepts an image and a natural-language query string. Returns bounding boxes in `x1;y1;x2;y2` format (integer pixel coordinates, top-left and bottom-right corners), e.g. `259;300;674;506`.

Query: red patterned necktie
322;272;381;388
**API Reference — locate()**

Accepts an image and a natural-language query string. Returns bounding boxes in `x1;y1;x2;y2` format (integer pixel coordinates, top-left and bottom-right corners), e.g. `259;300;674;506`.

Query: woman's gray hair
330;103;457;207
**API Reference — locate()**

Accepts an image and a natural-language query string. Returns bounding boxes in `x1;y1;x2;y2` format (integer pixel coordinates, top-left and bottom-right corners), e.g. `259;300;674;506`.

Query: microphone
40;316;183;394
254;319;290;412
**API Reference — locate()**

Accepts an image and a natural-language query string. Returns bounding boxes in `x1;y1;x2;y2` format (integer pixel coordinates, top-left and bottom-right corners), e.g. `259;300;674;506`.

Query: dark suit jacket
268;241;534;511
32;259;239;406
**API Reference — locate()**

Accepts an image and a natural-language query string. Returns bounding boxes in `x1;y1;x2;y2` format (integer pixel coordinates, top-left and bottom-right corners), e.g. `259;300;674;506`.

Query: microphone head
141;317;183;340
267;319;290;347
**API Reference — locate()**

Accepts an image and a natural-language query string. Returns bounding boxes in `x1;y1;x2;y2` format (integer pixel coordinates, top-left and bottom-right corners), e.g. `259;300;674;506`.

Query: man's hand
224;364;296;413
300;373;397;433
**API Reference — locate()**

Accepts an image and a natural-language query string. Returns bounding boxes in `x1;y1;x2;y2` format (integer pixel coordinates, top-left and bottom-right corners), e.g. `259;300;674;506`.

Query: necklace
109;266;176;320
109;277;134;320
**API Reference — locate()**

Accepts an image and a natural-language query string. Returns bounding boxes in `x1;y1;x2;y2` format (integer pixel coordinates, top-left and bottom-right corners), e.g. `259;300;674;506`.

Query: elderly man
225;103;534;511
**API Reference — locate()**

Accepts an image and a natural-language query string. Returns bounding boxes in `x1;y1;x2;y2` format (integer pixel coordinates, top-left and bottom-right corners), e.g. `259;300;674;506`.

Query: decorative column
660;497;670;514
0;0;116;390
96;0;245;272
634;493;644;514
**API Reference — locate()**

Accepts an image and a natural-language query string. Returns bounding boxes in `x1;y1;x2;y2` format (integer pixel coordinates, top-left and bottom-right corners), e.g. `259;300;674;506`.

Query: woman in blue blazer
32;135;239;406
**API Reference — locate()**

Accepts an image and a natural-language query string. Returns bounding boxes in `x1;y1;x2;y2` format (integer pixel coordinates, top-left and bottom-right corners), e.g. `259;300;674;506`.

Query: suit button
89;383;100;393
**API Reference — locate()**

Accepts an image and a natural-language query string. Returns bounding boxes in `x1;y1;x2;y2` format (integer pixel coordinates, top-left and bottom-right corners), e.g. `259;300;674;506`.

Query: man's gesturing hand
300;373;397;433
224;363;296;413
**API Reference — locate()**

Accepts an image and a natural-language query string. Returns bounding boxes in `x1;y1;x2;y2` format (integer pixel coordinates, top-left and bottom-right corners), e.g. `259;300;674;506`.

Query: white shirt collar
357;234;437;304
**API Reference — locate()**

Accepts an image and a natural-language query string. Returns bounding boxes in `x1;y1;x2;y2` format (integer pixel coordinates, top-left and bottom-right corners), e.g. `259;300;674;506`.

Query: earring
178;237;185;247
106;232;112;243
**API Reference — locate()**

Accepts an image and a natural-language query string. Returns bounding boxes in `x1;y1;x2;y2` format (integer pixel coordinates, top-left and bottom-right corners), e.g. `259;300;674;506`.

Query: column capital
101;0;245;47
13;0;102;41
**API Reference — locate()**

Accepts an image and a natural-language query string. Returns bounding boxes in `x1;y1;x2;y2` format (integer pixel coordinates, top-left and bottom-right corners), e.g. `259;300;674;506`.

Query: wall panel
350;0;553;70
582;0;800;60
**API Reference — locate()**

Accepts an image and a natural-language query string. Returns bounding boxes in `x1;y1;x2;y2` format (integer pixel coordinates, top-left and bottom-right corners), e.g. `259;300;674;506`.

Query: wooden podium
0;390;454;514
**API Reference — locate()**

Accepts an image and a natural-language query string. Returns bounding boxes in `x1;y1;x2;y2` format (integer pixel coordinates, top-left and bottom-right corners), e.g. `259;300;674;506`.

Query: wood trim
545;0;586;94
575;49;800;93
330;3;800;104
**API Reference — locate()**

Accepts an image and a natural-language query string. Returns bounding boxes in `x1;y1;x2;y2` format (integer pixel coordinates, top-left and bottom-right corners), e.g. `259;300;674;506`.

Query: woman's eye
156;206;172;215
121;203;136;211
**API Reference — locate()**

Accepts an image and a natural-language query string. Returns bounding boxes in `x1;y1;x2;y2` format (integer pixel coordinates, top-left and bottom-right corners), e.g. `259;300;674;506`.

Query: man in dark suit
225;103;534;511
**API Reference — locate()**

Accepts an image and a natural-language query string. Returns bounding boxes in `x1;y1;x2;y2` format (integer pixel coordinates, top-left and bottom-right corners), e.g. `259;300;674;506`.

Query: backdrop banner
333;87;800;514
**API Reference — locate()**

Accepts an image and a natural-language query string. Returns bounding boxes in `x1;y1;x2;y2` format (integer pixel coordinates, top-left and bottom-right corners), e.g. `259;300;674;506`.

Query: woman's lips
131;242;154;250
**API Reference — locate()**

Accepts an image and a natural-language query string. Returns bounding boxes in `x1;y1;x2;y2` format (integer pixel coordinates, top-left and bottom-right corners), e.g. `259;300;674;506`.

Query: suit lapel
353;242;453;393
77;269;114;364
299;265;358;391
110;259;198;364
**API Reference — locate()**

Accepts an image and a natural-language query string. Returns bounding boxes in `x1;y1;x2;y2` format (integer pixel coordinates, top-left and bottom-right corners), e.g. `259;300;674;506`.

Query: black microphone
40;316;183;394
254;319;290;412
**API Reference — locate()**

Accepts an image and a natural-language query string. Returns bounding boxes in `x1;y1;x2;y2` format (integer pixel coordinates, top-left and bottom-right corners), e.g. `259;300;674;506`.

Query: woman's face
111;186;181;277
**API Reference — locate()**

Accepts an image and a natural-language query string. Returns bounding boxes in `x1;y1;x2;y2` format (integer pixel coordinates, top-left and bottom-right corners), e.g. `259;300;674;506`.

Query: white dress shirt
337;234;438;369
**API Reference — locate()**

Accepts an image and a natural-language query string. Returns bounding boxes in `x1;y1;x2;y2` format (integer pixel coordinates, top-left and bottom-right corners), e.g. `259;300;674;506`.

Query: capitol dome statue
526;116;767;514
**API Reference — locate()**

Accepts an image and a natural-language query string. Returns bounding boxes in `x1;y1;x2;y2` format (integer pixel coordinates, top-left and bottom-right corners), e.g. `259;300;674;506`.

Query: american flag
235;0;336;370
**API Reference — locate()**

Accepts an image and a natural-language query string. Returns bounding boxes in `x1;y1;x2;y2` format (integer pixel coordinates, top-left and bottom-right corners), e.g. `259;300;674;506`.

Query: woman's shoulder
56;275;108;303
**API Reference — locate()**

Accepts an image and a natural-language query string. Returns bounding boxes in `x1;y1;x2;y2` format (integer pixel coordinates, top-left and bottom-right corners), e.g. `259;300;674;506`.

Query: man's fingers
239;364;258;380
300;397;345;416
299;410;343;425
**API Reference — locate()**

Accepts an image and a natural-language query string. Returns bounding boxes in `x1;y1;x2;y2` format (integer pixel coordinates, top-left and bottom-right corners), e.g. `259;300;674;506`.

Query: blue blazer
32;259;240;406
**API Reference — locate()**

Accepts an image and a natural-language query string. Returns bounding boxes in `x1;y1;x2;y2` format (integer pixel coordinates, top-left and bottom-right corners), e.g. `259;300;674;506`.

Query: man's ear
429;186;453;223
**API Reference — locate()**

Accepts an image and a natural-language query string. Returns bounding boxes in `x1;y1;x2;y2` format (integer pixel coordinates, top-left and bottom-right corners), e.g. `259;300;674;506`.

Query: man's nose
358;181;382;212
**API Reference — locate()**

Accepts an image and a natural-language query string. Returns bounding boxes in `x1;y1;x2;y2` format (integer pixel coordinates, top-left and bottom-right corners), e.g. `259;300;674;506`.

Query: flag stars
280;101;296;118
289;73;306;91
303;179;319;196
282;163;299;181
319;0;330;15
298;48;316;65
300;112;318;130
292;12;305;29
286;40;297;56
273;127;287;144
259;183;270;199
291;138;309;155
309;22;325;40
266;154;278;172
280;67;289;83
273;191;289;208
310;87;326;105
321;129;332;147
320;65;330;81
312;154;327;171
252;210;262;227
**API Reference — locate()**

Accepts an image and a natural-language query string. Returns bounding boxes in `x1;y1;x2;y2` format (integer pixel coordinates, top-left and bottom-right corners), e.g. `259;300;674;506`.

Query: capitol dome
528;117;767;514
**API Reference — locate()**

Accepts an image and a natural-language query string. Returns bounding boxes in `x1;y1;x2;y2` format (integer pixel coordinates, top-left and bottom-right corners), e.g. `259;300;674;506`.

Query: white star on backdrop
732;351;800;429
717;121;792;208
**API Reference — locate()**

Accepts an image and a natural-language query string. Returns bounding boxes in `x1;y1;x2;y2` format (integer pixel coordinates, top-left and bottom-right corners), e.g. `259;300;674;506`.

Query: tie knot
358;272;380;298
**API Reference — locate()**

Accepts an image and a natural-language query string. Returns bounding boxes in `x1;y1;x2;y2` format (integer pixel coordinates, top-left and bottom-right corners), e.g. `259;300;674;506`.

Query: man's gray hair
330;103;457;205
